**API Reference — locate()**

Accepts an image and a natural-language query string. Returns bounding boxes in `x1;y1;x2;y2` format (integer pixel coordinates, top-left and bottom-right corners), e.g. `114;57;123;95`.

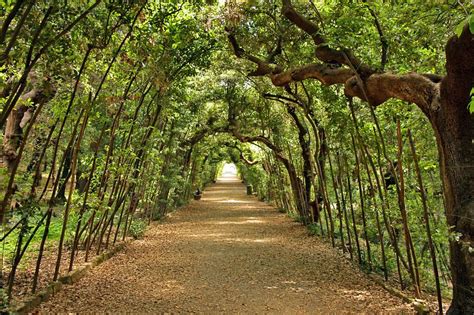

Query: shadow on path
37;175;413;313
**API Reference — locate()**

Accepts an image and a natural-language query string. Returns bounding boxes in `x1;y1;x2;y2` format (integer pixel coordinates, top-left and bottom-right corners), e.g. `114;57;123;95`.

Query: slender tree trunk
337;154;353;259
53;106;90;280
396;120;421;296
286;105;312;223
69;125;106;271
31;120;58;196
328;148;345;251
351;134;372;269
361;147;387;280
408;130;443;313
346;160;362;264
2;105;28;173
56;146;72;202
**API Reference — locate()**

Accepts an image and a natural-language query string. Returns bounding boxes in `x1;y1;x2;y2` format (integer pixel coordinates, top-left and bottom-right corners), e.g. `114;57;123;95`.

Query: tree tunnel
1;0;473;313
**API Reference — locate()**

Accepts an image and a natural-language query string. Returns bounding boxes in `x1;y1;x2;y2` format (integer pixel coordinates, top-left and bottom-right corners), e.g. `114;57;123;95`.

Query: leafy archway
1;0;473;313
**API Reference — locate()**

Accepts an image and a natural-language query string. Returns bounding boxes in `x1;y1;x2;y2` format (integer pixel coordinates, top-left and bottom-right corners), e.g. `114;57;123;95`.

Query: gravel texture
36;175;414;314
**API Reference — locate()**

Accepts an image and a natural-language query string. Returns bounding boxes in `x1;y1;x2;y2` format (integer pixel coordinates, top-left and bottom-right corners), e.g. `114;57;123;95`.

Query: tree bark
286;105;312;216
2;105;28;173
228;1;474;310
436;26;474;315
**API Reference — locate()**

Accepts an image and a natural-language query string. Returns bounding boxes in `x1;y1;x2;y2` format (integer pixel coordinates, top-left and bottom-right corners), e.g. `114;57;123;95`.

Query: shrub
128;219;147;239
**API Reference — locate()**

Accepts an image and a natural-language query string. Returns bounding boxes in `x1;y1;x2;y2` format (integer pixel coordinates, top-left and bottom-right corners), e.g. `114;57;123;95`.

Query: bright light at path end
222;163;237;177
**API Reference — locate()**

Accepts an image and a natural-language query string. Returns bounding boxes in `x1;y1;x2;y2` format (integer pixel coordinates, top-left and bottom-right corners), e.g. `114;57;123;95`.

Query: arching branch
344;72;440;112
281;0;373;76
270;64;353;86
225;142;259;166
227;31;352;86
227;1;443;115
239;151;258;166
230;127;283;158
227;31;281;77
263;93;303;106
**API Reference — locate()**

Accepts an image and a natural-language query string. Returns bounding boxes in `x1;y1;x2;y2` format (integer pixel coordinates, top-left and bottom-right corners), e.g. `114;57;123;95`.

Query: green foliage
455;14;474;37
288;211;304;223
128;219;148;240
307;223;321;236
1;0;470;307
469;87;474;114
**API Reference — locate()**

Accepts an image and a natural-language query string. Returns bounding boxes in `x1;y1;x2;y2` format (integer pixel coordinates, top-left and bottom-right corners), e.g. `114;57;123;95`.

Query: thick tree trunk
2;105;28;173
436;110;474;314
436;27;474;314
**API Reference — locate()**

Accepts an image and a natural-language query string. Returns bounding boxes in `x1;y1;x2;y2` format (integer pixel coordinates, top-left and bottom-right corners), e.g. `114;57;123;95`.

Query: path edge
9;240;131;314
367;274;431;314
8;197;189;314
286;203;433;314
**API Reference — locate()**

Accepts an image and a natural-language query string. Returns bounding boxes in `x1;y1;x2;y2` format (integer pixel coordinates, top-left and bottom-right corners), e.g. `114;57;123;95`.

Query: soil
36;175;414;313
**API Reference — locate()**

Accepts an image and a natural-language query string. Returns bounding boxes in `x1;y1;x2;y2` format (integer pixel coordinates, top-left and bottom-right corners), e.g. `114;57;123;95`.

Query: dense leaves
1;0;473;313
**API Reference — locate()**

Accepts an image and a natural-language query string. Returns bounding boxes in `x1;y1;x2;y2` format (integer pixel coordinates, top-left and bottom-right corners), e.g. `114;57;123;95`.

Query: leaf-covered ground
37;175;413;313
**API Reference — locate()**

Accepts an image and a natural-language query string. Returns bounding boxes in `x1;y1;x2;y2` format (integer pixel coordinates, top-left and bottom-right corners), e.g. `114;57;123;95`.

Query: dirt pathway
37;175;413;313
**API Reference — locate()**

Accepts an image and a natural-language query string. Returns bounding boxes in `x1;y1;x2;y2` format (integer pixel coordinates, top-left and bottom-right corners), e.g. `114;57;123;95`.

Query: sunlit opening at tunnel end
220;162;239;181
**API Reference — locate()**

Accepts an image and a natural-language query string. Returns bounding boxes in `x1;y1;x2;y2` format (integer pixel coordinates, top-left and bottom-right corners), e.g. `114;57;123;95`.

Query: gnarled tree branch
344;72;440;113
226;142;259;166
239;151;259;166
281;0;373;76
271;64;353;86
227;30;281;76
227;1;443;116
227;31;352;86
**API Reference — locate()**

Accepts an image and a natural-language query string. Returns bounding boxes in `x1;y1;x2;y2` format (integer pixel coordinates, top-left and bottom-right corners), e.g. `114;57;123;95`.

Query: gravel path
37;175;413;313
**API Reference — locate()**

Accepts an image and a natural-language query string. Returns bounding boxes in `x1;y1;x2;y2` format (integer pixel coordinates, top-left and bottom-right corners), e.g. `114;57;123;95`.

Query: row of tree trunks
228;2;473;311
248;88;454;314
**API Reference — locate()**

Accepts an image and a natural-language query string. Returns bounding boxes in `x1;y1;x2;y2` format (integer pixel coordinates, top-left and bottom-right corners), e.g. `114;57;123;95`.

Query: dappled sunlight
158;280;186;294
217;177;241;183
36;158;416;314
338;289;373;301
11;0;454;312
220;199;246;203
214;219;266;225
184;231;275;244
203;197;229;202
187;233;229;238
221;237;275;244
